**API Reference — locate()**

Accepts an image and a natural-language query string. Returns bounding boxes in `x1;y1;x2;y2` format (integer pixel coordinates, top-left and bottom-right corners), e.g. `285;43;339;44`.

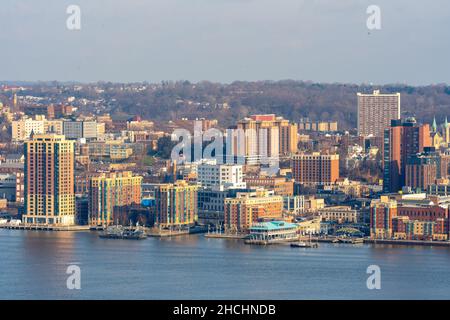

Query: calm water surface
1;229;450;300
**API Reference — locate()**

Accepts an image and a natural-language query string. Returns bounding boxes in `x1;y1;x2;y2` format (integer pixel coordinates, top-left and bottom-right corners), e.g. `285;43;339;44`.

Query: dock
0;224;91;231
204;233;247;240
147;226;208;237
365;239;450;247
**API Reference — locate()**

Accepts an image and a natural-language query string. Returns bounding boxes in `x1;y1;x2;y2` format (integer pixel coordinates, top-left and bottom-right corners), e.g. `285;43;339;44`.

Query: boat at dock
99;224;147;240
291;234;319;248
290;241;319;248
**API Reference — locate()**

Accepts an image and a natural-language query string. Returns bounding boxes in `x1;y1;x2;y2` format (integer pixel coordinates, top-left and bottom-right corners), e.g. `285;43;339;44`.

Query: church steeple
444;116;449;129
432;116;437;132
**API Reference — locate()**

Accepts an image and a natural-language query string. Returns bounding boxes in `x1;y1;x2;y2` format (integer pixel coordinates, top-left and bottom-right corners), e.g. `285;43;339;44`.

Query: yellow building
155;180;199;227
89;171;142;226
23;134;75;225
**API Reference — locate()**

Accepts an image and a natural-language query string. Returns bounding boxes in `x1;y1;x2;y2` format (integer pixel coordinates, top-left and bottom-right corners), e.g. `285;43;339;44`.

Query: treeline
12;81;450;129
110;81;450;129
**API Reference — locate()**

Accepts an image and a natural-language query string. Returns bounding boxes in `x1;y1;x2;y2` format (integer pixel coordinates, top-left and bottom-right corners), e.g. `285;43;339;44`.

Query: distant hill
4;80;450;130
109;81;450;130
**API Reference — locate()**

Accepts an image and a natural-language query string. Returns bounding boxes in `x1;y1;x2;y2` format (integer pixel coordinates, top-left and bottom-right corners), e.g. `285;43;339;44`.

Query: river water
1;229;450;300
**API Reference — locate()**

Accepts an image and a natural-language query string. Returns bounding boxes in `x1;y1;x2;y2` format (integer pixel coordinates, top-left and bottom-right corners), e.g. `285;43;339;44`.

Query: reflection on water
1;229;450;300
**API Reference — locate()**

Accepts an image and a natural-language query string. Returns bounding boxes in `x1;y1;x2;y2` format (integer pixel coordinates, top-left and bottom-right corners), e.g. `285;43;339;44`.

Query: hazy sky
1;0;449;84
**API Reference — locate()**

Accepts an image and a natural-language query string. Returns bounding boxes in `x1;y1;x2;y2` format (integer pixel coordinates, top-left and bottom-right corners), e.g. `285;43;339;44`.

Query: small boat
291;234;319;248
291;241;319;248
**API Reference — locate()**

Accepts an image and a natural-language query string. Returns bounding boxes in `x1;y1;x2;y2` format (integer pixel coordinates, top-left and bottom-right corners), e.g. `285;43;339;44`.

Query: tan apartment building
224;189;283;232
291;153;339;186
236;114;298;163
23;134;75;225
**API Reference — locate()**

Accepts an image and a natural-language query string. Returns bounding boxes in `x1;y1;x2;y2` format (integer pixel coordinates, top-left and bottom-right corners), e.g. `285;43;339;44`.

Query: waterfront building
357;90;400;137
224;189;283;233
23;134;75;225
297;217;322;235
154;180;199;227
370;196;398;239
89;171;142;226
370;194;450;240
246;221;298;243
394;204;449;240
291;153;339;186
197;187;252;225
383;118;432;193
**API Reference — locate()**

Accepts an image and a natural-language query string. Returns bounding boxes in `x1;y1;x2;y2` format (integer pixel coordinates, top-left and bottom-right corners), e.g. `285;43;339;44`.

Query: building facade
383;118;432;193
23;134;75;225
357;90;400;137
88;171;142;226
244;175;294;196
291;153;339;186
63;121;98;140
235;114;298;164
197;162;246;191
154;180;199;227
318;206;358;223
370;196;398;239
224;189;283;233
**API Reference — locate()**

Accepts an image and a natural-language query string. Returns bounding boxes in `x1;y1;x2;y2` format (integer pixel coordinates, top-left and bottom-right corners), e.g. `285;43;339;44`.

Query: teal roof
250;221;297;231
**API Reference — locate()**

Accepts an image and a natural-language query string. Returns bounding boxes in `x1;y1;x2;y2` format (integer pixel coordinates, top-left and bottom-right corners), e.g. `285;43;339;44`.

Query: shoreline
2;227;450;248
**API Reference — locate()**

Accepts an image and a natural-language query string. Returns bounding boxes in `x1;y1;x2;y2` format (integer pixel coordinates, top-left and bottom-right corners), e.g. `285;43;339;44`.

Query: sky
1;0;450;85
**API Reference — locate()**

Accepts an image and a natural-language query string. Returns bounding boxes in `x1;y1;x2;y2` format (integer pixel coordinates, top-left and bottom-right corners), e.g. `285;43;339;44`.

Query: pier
0;224;91;231
365;238;450;247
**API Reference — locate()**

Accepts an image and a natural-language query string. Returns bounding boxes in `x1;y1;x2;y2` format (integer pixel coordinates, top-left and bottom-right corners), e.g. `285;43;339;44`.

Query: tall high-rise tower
357;90;400;137
383;118;432;193
23;134;75;225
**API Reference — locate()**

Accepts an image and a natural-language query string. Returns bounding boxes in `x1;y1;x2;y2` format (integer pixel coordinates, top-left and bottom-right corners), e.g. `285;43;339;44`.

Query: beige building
12;116;63;142
318;206;358;223
23;134;75;225
236;114;298;164
357;90;400;137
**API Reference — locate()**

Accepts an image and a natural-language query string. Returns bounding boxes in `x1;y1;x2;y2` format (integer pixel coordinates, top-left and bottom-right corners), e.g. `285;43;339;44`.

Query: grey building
63;121;97;139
